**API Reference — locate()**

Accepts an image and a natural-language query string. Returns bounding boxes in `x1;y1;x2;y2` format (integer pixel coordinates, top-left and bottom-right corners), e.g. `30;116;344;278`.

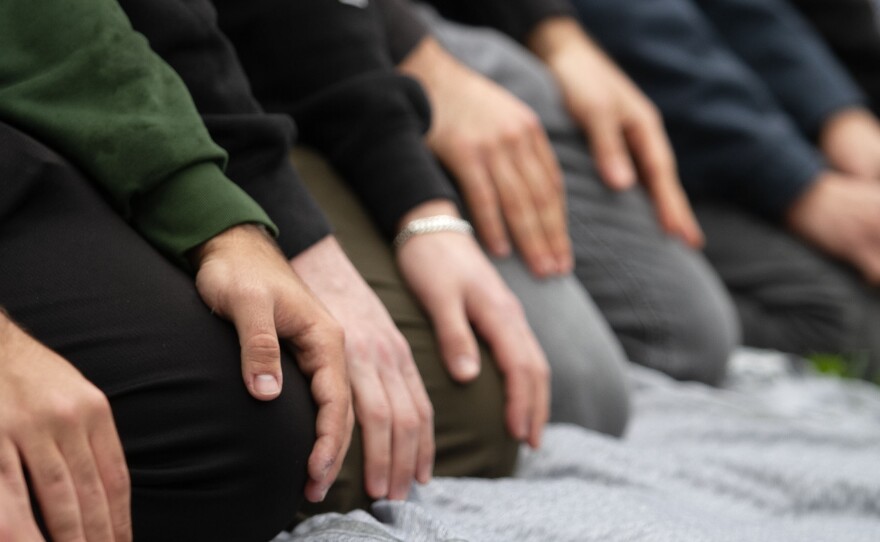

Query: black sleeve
789;0;880;117
213;0;457;239
422;0;577;43
375;0;431;63
116;0;332;259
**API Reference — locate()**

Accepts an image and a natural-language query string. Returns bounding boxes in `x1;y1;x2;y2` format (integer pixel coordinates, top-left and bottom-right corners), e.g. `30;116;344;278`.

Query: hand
401;38;571;278
787;172;880;284
395;201;550;448
0;314;131;542
820;107;880;180
192;225;352;503
529;18;703;248
291;236;433;501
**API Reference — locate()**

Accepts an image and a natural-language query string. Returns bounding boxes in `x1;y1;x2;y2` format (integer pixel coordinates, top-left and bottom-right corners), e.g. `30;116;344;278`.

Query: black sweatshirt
212;0;457;239
118;0;331;259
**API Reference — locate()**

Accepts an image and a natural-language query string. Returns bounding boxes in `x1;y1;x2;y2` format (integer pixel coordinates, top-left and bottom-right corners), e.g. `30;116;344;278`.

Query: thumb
231;299;284;401
427;299;482;382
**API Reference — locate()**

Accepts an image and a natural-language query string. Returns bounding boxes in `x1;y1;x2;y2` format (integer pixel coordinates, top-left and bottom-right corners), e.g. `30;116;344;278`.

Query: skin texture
0;314;131;542
401;38;571;278
291;236;434;501
528;17;704;250
821;107;880;180
192;225;353;504
787;172;880;285
395;200;550;448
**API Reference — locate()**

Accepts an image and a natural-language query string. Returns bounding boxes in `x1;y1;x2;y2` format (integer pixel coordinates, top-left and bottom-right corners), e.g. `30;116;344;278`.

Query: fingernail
494;240;511;257
254;374;280;396
518;421;530;441
456;356;480;380
541;257;557;276
317;485;330;502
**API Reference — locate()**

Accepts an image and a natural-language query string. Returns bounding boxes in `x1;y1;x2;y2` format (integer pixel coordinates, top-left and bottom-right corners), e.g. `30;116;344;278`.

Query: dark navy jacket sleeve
117;0;332;259
213;0;457;239
570;0;824;217
788;0;880;117
695;0;865;138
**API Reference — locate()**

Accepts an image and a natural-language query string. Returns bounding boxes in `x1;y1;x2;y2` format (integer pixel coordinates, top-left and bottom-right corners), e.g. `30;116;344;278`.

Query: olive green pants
293;149;518;514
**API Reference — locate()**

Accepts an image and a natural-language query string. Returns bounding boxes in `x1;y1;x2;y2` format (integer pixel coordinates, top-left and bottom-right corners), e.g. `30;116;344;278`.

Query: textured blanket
279;351;880;541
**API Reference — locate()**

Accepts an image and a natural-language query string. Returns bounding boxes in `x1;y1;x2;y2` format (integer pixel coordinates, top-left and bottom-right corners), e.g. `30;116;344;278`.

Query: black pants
0;123;316;541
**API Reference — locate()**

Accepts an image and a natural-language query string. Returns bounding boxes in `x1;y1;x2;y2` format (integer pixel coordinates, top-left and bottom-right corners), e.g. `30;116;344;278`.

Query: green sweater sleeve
0;0;277;265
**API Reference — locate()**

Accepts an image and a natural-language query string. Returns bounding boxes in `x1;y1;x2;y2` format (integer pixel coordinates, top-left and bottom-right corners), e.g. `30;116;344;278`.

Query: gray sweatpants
420;6;880;380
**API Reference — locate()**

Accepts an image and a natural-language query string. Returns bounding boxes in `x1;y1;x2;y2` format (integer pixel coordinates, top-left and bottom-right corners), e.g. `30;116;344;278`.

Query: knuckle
420;402;435;425
242;333;281;365
104;459;131;498
34;460;68;490
522;112;542;134
394;413;421;436
492;293;524;318
363;404;392;427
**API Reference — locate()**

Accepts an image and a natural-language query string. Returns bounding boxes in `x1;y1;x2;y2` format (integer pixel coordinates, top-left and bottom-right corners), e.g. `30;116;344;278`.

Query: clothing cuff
339;122;458;237
732;140;825;219
377;0;432;63
132;161;277;268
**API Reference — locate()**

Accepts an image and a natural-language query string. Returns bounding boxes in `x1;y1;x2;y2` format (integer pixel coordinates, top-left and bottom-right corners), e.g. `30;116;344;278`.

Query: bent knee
625;276;740;386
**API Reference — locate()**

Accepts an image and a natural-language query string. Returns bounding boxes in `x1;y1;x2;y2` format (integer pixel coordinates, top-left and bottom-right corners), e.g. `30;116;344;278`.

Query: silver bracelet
393;215;474;249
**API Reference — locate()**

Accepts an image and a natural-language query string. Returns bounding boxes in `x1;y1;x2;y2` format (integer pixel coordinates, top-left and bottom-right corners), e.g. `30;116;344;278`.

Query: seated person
422;0;880;374
118;0;611;515
0;0;350;539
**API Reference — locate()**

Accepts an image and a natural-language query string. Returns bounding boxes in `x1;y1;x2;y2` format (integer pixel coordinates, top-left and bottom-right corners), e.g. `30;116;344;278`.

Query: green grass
808;352;880;385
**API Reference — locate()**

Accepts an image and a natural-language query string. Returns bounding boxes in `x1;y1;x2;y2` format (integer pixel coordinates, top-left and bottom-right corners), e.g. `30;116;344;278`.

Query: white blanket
281;351;880;541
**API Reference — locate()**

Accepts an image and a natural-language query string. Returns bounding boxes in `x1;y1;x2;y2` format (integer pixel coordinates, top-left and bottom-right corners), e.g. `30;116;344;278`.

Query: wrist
395;200;471;249
400;37;463;101
527;17;588;63
189;223;276;269
396;199;460;233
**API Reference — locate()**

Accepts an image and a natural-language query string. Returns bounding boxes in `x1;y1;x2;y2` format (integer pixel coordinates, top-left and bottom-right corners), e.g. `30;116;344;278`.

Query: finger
425;297;481;382
396;344;435;485
625;112;705;248
57;432;114;542
516;133;573;274
489;147;555;276
305;364;352;503
582;111;637;190
89;409;132;542
293;328;351;503
0;440;43;541
349;365;392;499
229;292;284;401
466;296;534;442
855;245;880;285
379;366;420;500
19;436;86;542
450;153;511;257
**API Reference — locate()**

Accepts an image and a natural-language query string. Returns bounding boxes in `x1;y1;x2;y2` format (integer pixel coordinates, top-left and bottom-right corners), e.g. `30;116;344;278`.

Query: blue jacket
570;0;864;217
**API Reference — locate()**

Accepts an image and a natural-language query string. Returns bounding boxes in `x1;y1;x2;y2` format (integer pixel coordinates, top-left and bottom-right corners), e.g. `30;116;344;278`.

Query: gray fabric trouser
424;9;739;385
424;7;880;379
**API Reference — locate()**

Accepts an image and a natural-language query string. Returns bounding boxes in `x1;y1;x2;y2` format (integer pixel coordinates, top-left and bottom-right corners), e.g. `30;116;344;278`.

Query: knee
432;344;519;480
626;271;740;387
548;331;631;437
